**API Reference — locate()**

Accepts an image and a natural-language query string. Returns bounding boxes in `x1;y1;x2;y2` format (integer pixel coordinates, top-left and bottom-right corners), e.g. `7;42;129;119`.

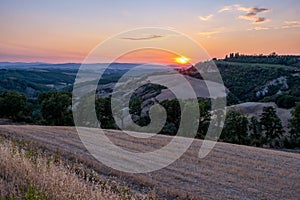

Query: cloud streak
199;14;213;21
282;21;300;28
248;20;300;31
237;5;270;24
248;26;270;31
219;4;270;24
218;5;233;13
121;34;165;41
198;30;220;37
239;15;269;24
237;6;269;13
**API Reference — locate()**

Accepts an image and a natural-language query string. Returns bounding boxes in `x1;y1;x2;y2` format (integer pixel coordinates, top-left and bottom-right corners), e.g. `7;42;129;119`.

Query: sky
0;0;299;64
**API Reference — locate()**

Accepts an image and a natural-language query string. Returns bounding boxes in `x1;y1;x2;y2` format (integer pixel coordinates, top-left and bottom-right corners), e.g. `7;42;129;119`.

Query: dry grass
0;125;299;200
0;138;132;200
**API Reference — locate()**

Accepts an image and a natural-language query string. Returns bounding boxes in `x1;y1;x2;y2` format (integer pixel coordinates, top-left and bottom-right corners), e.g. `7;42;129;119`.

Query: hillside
228;102;292;128
208;60;300;103
0;125;299;199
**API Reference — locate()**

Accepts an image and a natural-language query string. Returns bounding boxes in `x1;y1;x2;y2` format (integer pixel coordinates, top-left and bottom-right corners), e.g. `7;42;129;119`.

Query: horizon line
1;53;299;65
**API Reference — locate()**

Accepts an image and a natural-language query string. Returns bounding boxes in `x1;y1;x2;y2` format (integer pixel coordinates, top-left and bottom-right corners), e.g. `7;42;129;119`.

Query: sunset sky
0;0;299;63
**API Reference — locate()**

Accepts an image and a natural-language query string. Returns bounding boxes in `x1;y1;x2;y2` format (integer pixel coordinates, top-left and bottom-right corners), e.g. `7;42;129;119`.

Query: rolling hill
0;125;299;199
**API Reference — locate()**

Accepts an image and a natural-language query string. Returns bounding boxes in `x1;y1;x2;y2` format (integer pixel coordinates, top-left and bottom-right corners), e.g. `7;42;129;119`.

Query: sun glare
175;56;190;65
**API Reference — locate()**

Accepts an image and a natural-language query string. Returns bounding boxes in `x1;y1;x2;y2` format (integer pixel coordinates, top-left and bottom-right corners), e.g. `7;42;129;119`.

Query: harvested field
0;125;299;200
0;139;123;200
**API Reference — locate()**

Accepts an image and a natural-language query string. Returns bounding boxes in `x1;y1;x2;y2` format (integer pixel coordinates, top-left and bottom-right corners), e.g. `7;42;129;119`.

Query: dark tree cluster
0;91;73;125
287;103;300;148
38;92;73;126
1;90;299;149
0;91;33;122
221;106;299;148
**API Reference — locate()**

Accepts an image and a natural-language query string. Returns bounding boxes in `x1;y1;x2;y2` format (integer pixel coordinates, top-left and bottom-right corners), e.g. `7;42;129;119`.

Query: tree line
0;90;299;149
223;52;300;67
0;91;73;125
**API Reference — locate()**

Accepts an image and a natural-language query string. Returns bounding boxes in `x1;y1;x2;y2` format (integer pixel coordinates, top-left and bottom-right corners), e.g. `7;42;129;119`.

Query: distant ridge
0;62;179;70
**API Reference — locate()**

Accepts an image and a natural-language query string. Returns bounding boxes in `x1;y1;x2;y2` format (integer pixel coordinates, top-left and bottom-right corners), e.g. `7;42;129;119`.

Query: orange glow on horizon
113;49;191;65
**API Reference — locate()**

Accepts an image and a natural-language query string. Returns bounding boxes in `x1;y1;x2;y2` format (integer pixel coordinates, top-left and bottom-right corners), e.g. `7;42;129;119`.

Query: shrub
275;94;296;109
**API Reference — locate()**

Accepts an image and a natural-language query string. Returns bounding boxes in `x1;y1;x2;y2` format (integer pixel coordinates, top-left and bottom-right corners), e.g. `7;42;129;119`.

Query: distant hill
0;62;146;70
0;63;157;98
0;68;76;98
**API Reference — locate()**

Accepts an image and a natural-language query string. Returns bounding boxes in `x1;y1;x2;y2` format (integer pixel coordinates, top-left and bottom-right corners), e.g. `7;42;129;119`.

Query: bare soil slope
0;125;299;200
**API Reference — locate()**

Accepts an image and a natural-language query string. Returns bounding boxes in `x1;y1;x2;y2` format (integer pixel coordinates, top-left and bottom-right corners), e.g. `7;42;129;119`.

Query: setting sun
175;56;190;65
